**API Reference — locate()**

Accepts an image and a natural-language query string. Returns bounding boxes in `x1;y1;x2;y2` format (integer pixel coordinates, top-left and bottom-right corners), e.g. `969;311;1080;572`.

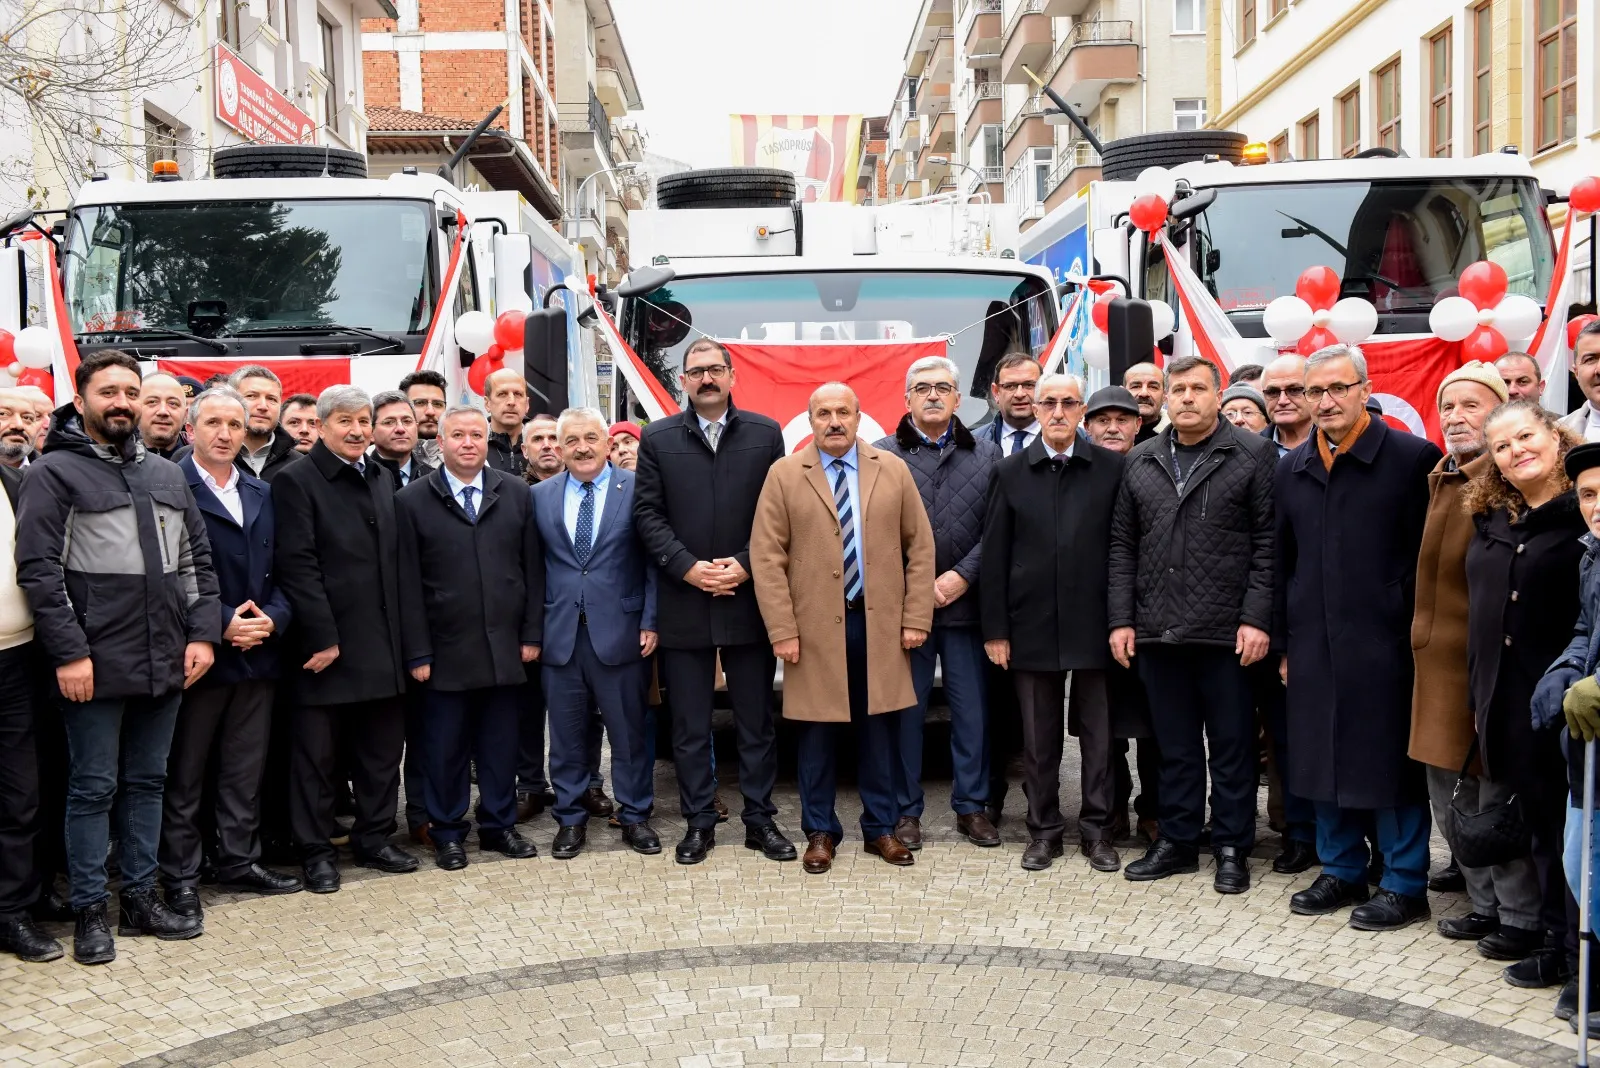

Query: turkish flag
156;358;352;398
722;341;946;452
1360;336;1462;444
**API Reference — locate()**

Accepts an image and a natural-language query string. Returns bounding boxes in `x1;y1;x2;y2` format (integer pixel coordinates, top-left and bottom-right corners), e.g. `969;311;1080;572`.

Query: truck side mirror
523;306;569;417
616;265;675;299
1107;297;1154;385
0;245;26;332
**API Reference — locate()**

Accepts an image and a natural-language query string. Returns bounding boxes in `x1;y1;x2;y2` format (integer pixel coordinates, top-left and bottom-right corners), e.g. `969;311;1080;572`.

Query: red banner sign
214;44;315;146
157;358;351;398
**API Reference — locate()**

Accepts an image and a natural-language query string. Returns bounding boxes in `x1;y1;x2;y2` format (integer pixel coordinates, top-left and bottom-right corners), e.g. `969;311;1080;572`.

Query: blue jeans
1314;801;1430;898
60;692;182;909
1566;801;1600;923
904;625;989;818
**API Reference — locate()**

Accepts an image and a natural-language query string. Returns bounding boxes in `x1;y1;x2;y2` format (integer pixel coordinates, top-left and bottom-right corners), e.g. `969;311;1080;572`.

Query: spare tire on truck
656;167;796;209
1098;130;1249;181
213;144;369;180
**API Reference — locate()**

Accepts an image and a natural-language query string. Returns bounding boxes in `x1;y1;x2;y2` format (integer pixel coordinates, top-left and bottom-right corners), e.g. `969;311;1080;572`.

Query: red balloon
467;357;494;396
1569;314;1600;348
1295;327;1338;356
1129;194;1168;233
1294;266;1341;312
0;329;14;366
492;311;526;351
1571;176;1600;216
1091;294;1114;333
1461;324;1509;362
15;367;51;393
1458;260;1509;310
484;343;505;364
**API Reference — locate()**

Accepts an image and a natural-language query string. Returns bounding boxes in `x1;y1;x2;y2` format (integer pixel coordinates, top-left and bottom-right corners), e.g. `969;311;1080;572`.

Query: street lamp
928;155;991;203
565;160;646;245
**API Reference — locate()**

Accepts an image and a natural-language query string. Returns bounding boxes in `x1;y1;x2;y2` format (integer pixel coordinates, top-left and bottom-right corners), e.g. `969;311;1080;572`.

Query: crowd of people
4;329;1600;1038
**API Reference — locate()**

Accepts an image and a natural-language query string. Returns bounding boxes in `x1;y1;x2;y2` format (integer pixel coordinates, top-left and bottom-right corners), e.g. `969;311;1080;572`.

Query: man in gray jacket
16;350;220;965
875;356;1001;849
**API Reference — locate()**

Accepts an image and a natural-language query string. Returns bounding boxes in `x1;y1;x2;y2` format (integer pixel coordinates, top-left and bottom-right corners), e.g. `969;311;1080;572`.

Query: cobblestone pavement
0;743;1587;1067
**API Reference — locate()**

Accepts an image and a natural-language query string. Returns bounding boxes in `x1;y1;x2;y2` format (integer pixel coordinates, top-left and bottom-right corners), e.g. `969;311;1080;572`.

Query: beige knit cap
1435;360;1509;409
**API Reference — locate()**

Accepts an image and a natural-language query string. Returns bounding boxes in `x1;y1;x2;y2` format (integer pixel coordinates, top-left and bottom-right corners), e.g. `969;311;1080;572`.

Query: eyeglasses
1035;397;1082;412
683;365;730;381
910;382;956;397
1261;385;1306;401
1304;381;1367;403
994;380;1038;394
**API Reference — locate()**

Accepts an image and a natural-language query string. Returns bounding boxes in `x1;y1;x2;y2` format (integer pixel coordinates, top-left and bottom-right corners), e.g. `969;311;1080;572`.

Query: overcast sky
611;0;920;167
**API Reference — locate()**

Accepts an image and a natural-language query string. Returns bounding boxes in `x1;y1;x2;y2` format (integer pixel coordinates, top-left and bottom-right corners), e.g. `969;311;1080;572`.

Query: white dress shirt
1585;406;1600;444
1001;420;1041;456
698;411;727;450
442;466;486;514
200;463;245;526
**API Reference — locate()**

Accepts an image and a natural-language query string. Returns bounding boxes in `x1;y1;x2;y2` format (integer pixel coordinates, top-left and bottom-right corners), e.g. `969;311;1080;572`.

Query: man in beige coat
752;383;935;874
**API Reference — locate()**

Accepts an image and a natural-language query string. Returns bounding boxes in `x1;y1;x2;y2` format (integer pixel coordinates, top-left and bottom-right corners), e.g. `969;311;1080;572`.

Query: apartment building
879;0;1207;229
855;116;892;205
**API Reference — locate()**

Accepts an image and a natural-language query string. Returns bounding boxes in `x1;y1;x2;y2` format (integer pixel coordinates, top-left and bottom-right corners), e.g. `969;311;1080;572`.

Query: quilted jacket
1107;417;1276;647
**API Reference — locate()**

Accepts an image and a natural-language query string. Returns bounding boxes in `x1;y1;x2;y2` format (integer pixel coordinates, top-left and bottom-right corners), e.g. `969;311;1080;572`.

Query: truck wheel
213;145;369;180
656;167;796;209
1098;131;1249;181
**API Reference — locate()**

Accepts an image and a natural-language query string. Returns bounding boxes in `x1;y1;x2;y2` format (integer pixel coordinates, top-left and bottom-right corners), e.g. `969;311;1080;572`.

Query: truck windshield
1194;177;1554;313
625;270;1055;425
63;199;435;336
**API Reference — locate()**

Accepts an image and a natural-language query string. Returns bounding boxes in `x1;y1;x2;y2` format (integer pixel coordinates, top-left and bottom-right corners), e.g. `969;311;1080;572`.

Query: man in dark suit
160;388;302;923
397;406;542;870
531;408;659;860
272;385;417;893
634;338;794;865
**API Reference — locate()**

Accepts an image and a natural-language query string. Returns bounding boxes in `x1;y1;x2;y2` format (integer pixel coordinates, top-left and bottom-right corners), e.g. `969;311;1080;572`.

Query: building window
218;0;241;48
1298;112;1319;160
979;123;1002;176
1173;0;1204;34
1174;98;1206;131
144;112;178;174
1338;86;1360;157
1268;0;1285;17
1535;0;1577;151
1429;27;1451;157
1375;59;1401;150
1473;2;1493;153
1267;131;1288;160
319;16;339;134
1031;146;1053;203
1239;0;1255;45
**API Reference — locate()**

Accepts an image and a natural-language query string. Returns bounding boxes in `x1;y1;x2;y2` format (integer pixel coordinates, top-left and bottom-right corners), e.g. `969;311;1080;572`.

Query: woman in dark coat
1464;399;1586;972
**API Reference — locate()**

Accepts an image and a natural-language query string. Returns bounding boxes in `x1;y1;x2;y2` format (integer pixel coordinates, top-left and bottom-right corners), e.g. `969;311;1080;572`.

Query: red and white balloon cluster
455;309;531;395
1261;267;1378;355
1078;279;1174;371
1427;261;1542;362
0;326;56;391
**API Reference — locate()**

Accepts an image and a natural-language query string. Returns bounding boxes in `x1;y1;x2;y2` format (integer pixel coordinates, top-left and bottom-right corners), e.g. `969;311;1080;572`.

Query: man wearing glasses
875;357;1002;852
980;353;1042;456
1259;355;1314;458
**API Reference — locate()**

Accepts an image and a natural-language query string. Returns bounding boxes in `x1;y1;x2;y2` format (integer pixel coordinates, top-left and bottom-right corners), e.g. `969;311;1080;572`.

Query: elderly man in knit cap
608;422;641;472
1221;386;1270;434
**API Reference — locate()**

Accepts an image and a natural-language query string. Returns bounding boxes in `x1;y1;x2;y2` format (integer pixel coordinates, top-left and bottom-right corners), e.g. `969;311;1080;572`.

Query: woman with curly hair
1464;399;1587;985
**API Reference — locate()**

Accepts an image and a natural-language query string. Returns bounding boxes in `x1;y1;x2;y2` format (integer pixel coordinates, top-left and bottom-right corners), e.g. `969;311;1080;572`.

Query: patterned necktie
1009;429;1026;456
832;460;861;602
574;480;596;564
460;486;477;524
705;421;721;451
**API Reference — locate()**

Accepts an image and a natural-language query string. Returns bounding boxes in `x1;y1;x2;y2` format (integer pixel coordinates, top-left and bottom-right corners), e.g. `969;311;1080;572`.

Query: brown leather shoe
802;832;836;874
1137;818;1160;844
409;823;433;848
956;811;1000;847
865;834;915;866
580;787;615;819
893;816;922;851
1082;838;1121;872
1110;811;1132;842
713;791;730;823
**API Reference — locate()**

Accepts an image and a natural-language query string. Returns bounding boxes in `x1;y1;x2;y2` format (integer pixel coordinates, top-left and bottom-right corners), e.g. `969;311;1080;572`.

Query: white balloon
454;310;496;354
1147;299;1175;341
1327;297;1378;344
13;326;54;369
0;364;15;386
1261;296;1313;344
1310;308;1333;329
1490;294;1543;343
1429;296;1479;342
1081;330;1110;371
1134;166;1178;204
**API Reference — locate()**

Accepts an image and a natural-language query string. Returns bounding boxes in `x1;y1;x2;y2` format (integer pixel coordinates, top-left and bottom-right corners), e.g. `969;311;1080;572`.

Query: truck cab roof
68;171;462;209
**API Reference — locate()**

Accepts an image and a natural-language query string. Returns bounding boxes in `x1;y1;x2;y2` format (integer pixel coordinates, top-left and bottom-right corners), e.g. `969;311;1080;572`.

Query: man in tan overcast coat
752;382;935;874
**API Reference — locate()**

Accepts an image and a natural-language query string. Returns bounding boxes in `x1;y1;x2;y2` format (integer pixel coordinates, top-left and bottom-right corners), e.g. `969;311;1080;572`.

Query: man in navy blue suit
531;407;659;860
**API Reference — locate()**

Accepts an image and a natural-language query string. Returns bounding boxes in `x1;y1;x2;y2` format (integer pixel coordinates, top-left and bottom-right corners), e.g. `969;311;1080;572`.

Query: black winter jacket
1107;418;1276;647
874;415;998;628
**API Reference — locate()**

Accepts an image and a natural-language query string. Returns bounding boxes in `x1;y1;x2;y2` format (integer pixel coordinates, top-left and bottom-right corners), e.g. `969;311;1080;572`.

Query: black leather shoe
435;841;468;871
481;829;538;858
118;887;202;940
1556;978;1580;1021
1436;911;1499;941
31;888;73;924
676;826;715;865
353;844;419;874
1503;946;1571;988
1289;873;1370;916
1478;924;1544;961
1272;839;1318;875
1124;838;1199;882
1349;888;1430;931
744;823;798;861
164;886;202;919
0;916;63;963
1427;857;1466;893
302;859;340;894
221;864;303;895
73;903;115;965
621;823;662;855
1214;846;1250;895
1020;839;1063;871
580;787;615;819
551;823;586;860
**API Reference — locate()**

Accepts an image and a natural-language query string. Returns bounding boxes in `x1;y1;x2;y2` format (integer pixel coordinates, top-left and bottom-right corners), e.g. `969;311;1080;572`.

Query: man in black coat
984;373;1125;873
271;385;417;893
397;406;542;871
633;337;795;865
1108;355;1276;896
1277;343;1442;932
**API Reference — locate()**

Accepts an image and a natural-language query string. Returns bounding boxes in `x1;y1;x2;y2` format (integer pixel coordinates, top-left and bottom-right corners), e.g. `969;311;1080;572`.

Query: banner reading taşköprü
729;115;863;204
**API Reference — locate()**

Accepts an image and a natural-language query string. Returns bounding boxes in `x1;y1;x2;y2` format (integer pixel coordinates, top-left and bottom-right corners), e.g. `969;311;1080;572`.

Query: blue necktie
1009;429;1026;456
832;460;861;602
574;481;595;564
460;486;477;523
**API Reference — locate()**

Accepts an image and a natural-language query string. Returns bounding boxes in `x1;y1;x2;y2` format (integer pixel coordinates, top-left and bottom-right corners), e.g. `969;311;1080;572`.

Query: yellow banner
728;114;863;204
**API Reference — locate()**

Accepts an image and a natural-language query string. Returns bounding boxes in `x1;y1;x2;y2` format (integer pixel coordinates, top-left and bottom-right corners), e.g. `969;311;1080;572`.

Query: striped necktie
832;459;862;602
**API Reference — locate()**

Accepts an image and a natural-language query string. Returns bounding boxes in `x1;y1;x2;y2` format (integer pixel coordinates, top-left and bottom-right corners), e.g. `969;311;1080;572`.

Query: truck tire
1098;131;1249;180
213;145;369;180
656;167;796;209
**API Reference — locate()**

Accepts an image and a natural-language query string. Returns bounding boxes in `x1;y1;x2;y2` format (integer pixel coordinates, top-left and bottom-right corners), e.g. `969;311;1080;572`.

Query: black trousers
0;642;43;918
257;675;299;852
1137;644;1257;851
987;661;1022;808
1114;739;1163;824
290;697;405;863
159;679;274;887
661;643;778;830
402;682;427;833
1014;669;1113;843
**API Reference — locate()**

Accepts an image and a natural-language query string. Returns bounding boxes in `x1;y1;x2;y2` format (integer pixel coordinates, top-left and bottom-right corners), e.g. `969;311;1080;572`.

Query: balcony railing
1002;0;1046;42
961;79;1003;112
588;86;614;171
1045;139;1101;193
1042;19;1135;82
1003;96;1044;144
978;165;1004;183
